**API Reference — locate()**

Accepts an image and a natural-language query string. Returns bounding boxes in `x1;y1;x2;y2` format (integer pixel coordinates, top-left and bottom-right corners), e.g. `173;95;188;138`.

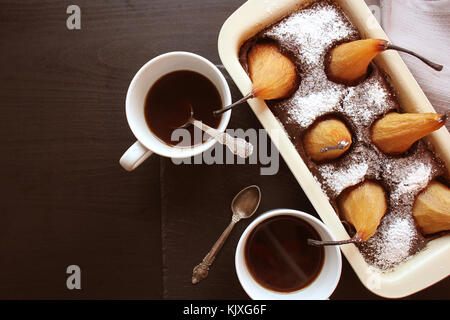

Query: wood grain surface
0;0;448;299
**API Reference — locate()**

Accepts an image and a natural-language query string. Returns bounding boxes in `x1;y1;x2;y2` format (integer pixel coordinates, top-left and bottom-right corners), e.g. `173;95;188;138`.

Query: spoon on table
179;104;253;158
192;185;262;284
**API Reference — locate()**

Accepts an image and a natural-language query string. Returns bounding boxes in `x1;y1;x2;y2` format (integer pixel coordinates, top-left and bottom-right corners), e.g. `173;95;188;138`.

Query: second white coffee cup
235;209;342;300
120;52;232;171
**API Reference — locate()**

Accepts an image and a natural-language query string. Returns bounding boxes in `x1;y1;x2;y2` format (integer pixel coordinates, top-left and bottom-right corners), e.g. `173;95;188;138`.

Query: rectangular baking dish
218;0;450;298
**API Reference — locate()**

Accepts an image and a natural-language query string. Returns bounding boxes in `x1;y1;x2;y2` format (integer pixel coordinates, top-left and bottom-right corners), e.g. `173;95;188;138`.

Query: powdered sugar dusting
383;144;441;206
389;162;432;202
285;85;344;128
316;145;383;199
368;216;416;269
264;3;356;66
341;75;397;132
318;159;368;196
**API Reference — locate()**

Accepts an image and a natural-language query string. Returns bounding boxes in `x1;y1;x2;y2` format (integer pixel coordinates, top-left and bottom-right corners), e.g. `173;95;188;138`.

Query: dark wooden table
0;0;448;299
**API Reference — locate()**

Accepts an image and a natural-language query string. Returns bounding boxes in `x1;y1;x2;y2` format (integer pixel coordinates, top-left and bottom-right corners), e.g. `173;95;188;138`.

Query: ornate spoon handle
190;119;253;158
192;216;239;284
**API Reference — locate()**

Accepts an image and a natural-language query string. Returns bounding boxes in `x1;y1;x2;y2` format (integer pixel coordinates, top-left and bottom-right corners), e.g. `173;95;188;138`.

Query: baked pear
413;181;450;235
327;39;443;85
248;42;298;100
303;118;352;162
372;112;446;155
214;42;298;116
309;181;387;246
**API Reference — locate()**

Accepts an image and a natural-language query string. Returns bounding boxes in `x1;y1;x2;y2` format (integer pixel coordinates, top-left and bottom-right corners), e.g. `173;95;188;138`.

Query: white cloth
380;0;450;119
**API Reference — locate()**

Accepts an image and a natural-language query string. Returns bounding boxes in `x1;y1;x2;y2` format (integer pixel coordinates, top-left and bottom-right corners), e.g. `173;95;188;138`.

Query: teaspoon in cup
192;185;262;284
179;105;253;159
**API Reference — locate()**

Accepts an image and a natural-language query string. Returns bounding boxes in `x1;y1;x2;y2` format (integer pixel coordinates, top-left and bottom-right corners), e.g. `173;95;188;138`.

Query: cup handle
120;141;153;171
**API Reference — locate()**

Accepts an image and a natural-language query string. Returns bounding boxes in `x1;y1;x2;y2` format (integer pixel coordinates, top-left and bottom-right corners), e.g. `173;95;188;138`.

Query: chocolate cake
240;0;447;271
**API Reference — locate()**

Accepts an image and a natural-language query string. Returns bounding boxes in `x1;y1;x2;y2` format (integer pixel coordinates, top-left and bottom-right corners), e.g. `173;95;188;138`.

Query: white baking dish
217;0;450;298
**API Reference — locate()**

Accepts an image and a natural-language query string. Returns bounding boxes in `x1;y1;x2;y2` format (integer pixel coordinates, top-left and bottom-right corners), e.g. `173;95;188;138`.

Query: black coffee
245;215;324;293
144;70;222;146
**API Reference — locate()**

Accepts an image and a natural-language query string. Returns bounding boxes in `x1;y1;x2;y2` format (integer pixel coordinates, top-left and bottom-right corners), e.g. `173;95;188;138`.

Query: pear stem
213;92;254;117
307;235;363;247
320;140;350;153
441;111;449;123
387;43;443;71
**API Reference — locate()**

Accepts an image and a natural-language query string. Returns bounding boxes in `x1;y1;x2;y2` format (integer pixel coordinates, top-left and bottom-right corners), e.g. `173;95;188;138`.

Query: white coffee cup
120;52;232;171
235;209;342;300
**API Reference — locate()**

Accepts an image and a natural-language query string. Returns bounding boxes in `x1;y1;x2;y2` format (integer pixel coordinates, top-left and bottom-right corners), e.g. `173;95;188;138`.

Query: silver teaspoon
180;105;253;158
192;185;261;284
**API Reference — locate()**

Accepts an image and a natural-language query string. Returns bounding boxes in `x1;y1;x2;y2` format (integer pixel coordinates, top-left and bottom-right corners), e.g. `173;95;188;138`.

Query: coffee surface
245;215;324;293
144;70;222;146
